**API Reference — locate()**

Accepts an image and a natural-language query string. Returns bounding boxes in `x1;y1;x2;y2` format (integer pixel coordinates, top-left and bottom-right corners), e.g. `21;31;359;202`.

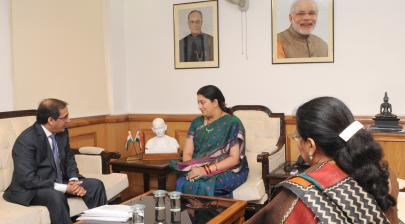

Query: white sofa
0;110;129;224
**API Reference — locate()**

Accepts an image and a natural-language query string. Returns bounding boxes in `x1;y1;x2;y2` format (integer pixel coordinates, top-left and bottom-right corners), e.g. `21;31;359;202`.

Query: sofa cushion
75;154;103;174
233;175;266;202
0;193;50;224
83;173;129;201
68;197;88;217
67;172;129;216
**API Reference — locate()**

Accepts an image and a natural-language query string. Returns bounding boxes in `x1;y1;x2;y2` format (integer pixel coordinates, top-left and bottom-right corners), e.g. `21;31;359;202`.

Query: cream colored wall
4;0;405;117
0;0;13;111
121;0;405;115
11;0;110;117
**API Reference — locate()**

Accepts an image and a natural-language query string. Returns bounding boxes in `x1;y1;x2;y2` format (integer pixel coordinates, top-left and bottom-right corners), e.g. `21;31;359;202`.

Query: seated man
145;118;179;154
3;98;107;224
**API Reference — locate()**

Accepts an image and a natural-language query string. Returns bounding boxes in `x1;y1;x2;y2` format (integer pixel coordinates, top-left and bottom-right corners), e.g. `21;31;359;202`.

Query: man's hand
66;180;86;197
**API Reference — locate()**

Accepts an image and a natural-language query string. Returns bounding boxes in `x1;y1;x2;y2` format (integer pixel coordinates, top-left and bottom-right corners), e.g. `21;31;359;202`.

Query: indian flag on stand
125;131;134;150
134;131;144;151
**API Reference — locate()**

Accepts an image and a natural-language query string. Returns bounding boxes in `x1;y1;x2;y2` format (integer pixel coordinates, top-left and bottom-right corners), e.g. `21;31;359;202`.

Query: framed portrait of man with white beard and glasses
272;0;334;64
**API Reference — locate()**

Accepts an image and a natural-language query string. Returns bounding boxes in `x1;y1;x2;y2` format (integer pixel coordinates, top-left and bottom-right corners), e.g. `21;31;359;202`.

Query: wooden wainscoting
68;113;405;197
68;114;197;198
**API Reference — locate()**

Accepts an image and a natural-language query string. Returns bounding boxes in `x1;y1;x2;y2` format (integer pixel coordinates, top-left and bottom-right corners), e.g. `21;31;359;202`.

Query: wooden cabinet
373;132;405;179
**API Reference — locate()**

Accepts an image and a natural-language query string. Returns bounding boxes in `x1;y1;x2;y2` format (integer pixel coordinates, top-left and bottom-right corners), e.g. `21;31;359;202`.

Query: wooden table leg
157;175;167;190
143;173;150;192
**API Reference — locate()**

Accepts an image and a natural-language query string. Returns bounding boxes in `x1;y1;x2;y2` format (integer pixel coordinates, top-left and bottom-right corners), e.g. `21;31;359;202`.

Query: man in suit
179;10;214;62
3;98;107;224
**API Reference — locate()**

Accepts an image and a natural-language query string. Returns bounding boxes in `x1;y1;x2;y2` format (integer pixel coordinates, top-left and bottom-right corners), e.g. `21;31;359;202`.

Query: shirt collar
41;125;53;138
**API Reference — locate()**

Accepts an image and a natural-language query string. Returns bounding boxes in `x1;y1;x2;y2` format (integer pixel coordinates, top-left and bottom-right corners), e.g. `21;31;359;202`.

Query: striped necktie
50;134;62;183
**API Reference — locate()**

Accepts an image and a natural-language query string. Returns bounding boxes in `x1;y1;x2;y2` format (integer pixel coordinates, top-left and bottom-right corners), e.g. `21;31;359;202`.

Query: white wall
11;0;110;117
120;0;405;116
0;0;13;111
3;0;405;117
104;0;128;114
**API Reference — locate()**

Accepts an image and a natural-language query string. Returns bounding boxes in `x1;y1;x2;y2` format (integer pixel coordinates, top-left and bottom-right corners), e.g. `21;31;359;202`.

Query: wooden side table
111;158;173;192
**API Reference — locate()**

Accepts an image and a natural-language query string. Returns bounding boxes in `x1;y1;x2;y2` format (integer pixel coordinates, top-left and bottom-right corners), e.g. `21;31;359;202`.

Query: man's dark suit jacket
3;123;80;206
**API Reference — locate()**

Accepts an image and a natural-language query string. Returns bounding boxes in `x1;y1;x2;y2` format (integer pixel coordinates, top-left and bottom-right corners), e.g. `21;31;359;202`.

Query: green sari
171;115;249;197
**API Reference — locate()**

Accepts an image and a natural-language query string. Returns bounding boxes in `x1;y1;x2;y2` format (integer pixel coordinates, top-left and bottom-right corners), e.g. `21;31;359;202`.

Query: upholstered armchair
231;105;286;208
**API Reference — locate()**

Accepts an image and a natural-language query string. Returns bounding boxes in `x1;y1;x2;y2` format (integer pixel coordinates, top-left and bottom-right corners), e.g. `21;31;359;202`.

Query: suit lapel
34;123;58;171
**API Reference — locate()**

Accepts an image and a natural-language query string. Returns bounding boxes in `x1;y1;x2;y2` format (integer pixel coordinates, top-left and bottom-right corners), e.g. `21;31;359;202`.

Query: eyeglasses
292;134;302;142
57;114;69;121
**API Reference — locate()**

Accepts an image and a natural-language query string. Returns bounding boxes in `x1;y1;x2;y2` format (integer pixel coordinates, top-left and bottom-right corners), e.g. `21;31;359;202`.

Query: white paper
76;216;130;222
80;204;132;218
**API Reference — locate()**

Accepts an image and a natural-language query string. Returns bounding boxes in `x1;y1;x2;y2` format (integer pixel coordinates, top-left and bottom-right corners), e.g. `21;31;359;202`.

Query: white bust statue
145;118;179;154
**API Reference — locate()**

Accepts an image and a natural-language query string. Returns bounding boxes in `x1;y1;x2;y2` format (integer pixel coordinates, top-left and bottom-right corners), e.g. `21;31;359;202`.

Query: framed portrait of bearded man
173;1;219;69
272;0;334;64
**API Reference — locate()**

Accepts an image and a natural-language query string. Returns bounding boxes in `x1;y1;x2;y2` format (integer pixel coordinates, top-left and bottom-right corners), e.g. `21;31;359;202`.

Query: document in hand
77;204;132;222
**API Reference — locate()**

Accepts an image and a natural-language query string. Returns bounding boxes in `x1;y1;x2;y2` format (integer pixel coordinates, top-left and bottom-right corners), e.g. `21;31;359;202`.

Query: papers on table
77;204;132;222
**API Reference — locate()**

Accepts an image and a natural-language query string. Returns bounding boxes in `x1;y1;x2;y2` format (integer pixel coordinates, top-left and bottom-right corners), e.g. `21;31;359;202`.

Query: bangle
202;165;209;175
214;163;218;171
207;165;212;174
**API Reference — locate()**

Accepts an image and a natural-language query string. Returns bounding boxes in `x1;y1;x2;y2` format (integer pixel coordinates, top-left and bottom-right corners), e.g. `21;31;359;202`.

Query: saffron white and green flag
134;131;144;151
125;131;134;150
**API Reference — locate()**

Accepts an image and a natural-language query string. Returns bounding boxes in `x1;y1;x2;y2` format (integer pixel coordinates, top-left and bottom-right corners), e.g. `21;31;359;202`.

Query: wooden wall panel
105;122;131;157
67;114;405;197
68;123;107;149
373;133;405;179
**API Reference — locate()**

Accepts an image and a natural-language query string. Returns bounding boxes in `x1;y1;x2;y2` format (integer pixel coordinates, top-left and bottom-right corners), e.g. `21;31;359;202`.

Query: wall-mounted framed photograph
272;0;334;64
173;1;219;69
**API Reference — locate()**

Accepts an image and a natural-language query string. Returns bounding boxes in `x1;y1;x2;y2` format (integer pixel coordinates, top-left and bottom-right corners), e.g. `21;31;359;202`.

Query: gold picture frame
272;0;334;64
173;1;219;69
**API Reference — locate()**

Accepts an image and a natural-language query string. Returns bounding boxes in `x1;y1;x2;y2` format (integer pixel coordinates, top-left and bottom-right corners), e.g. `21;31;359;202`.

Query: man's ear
289;14;293;22
47;117;54;124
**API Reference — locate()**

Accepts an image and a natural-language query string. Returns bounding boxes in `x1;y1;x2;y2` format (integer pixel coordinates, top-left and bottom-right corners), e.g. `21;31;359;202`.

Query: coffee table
75;190;246;224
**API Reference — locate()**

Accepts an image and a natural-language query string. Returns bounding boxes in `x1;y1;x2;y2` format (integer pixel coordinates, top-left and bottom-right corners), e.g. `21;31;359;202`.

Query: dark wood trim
286;115;405;125
67;114;198;128
0;110;36;119
128;114;198;122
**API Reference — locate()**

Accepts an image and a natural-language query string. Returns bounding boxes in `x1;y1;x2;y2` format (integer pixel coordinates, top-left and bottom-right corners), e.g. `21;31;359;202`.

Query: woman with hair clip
170;85;248;197
247;96;399;224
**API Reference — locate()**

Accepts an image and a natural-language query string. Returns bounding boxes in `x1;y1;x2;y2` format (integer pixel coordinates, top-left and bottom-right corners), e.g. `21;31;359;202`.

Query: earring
309;154;313;161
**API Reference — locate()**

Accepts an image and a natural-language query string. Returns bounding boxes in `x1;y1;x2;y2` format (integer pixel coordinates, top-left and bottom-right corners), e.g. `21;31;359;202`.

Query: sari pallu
170;115;249;197
275;162;390;224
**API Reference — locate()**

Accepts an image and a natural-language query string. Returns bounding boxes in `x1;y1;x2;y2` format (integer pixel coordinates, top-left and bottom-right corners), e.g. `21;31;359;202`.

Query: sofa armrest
71;148;121;174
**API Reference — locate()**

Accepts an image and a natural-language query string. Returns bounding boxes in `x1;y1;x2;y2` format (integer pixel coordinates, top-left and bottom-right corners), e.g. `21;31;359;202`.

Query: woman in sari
247;97;399;224
171;85;248;198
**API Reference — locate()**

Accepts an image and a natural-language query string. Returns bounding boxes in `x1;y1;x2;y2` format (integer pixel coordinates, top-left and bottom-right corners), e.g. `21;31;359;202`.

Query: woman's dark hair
36;98;68;124
296;96;395;210
197;85;233;115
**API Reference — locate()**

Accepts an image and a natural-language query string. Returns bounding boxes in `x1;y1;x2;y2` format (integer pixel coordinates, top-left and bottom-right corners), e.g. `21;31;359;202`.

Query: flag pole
127;131;142;161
